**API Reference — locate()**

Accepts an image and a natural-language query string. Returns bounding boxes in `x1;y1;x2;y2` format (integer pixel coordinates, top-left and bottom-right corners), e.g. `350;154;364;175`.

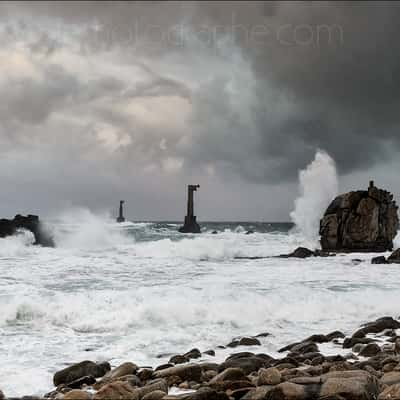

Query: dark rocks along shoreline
3;316;400;400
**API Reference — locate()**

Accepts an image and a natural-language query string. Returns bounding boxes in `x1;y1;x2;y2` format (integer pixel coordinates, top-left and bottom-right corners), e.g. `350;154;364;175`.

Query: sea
1;212;399;396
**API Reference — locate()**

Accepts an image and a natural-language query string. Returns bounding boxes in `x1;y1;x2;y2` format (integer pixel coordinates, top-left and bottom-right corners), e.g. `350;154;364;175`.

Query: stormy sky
0;1;400;221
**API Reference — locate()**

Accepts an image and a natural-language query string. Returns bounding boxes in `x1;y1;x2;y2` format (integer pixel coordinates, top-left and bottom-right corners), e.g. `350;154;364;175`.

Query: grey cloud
0;1;399;219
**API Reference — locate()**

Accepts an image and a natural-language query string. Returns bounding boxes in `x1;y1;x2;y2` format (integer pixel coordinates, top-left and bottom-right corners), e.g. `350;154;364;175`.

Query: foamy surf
1;217;400;396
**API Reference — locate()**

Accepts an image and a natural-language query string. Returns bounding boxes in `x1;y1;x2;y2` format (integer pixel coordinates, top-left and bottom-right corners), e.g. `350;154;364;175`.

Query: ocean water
0;213;399;397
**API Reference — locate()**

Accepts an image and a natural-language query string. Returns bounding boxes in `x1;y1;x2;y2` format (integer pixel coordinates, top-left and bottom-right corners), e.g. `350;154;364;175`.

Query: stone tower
179;185;201;233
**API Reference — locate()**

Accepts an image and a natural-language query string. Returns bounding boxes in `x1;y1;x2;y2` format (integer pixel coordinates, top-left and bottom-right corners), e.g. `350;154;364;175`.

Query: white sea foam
290;150;338;248
1;219;399;397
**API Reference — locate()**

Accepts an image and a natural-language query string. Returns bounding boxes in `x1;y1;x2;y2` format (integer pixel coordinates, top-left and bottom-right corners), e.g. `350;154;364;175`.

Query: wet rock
153;363;202;382
203;350;215;356
381;371;400;386
359;343;381;357
169;355;189;365
141;390;166;400
137;369;153;382
343;337;375;349
155;364;174;371
93;381;138;400
229;387;254;399
135;379;168;398
319;182;399;252
226;352;255;361
183;349;202;360
209;368;247;385
258;368;281;386
67;375;96;389
255;332;270;338
378;383;400;400
371;256;388;264
319;370;379;400
278;247;315;259
199;362;219;372
0;214;54;247
0;391;4;400
290;342;319;355
103;362;139;381
265;382;318;400
219;356;267;375
388;249;400;263
352;317;400;338
227;337;261;348
63;390;92;400
241;386;274;400
54;361;111;387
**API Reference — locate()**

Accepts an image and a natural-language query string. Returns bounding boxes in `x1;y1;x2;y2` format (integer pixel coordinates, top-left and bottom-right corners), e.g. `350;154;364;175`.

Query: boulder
359;343;381;357
209;368;247;386
54;361;111;386
103;362;139;381
258;368;281;385
169;355;189;365
278;247;315;258
0;214;54;246
319;182;399;252
380;372;400;386
227;337;261;348
93;381;138;400
0;390;4;400
319;370;379;400
153;363;202;382
378;383;400;400
352;317;400;338
371;256;388;264
265;382;318;400
218;356;267;375
63;390;92;400
388;249;400;264
241;386;274;400
142;391;166;400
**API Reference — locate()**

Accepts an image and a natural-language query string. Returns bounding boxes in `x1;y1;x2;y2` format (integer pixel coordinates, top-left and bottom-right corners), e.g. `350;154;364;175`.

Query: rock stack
0;214;54;247
320;181;399;252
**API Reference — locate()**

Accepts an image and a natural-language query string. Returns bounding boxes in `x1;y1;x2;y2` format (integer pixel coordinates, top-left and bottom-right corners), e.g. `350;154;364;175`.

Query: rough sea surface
1;213;399;396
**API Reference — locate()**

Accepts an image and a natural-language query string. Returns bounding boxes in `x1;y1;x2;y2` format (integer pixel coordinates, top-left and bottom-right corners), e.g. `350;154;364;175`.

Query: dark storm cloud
0;1;399;219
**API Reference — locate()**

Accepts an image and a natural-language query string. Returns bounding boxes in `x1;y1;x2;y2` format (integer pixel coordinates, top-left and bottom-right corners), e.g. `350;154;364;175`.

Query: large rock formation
0;214;54;247
320;181;399;252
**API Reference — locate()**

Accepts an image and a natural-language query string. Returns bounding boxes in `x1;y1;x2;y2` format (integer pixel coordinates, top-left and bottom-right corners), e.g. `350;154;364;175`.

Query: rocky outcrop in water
320;181;399;252
0;214;54;247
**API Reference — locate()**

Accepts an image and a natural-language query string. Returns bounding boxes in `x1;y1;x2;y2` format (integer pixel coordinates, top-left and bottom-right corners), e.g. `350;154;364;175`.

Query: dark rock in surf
53;361;110;386
387;248;400;263
279;247;315;258
227;337;261;348
371;256;388;264
319;181;399;252
359;343;381;357
0;214;54;247
352;317;400;339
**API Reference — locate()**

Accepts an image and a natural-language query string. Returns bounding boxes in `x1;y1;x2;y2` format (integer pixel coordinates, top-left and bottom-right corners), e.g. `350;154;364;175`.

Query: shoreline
2;316;400;399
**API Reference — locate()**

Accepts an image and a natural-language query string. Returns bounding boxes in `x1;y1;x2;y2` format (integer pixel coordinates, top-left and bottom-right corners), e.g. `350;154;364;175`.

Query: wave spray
290;150;338;247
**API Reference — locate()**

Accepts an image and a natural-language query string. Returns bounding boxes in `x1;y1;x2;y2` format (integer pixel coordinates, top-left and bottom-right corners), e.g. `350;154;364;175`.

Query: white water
0;215;399;397
290;150;338;247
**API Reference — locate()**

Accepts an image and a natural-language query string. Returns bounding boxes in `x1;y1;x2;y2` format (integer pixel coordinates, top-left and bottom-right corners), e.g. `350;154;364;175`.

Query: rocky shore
4;316;400;400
